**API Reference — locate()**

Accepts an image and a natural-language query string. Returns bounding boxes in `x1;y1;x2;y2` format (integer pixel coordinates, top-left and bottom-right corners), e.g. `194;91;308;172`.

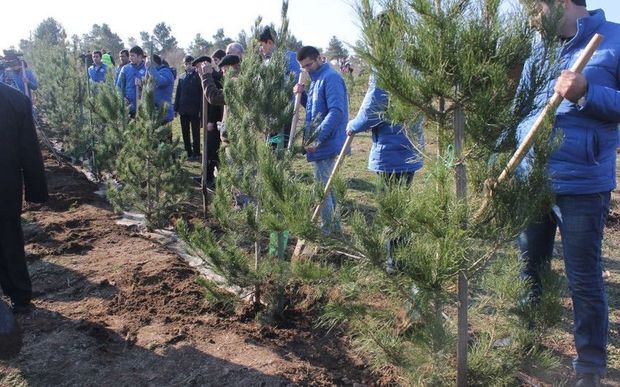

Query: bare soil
0;152;373;387
2;146;620;386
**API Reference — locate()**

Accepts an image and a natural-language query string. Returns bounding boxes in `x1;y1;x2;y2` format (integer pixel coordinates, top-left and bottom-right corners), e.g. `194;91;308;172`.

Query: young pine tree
317;0;563;384
179;1;324;323
25;35;89;160
106;77;191;231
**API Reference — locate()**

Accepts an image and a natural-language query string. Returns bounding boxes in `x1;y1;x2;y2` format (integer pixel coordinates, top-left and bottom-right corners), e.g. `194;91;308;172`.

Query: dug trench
0;151;374;386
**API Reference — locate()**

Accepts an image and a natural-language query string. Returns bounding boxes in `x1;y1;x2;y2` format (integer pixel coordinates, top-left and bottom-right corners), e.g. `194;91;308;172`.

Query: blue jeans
518;192;610;375
313;157;340;235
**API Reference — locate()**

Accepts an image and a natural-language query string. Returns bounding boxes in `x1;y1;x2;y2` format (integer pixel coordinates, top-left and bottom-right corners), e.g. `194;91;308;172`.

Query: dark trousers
379;172;415;267
0;218;31;306
206;126;221;182
180;114;201;156
518;192;610;375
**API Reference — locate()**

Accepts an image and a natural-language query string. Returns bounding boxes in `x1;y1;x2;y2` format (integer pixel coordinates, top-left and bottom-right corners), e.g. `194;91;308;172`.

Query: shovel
475;33;603;220
287;71;309;151
292;134;354;262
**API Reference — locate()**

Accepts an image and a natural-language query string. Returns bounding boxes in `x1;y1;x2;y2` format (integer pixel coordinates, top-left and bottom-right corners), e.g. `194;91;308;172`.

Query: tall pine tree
315;0;564;384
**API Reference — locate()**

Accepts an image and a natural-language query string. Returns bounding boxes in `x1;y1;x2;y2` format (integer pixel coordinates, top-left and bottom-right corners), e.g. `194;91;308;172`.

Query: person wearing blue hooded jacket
516;2;620;385
347;74;424;179
347;73;424;272
294;46;348;235
116;46;147;116
146;54;175;124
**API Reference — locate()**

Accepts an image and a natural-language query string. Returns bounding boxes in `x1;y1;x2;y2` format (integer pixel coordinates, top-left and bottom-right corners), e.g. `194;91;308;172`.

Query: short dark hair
129;46;144;57
153;54;162;66
92;50;102;57
184;55;194;63
212;49;226;60
119;49;129;56
571;0;586;6
297;46;320;62
258;27;274;43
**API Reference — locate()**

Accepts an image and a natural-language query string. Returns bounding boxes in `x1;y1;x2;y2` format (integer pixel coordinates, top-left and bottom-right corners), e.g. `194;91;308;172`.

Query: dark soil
0;151;374;386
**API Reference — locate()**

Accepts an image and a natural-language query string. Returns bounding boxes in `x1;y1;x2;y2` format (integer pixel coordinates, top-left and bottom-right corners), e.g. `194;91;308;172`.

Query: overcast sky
1;0;617;53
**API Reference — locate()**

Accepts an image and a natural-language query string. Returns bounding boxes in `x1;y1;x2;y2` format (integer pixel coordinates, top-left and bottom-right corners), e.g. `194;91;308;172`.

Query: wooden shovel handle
288;71;309;151
495;33;603;188
311;134;354;222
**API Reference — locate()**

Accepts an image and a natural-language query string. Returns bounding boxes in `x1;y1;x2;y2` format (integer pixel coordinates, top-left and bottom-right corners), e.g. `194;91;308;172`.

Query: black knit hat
258;27;274;43
572;0;586;6
218;55;241;67
191;56;212;66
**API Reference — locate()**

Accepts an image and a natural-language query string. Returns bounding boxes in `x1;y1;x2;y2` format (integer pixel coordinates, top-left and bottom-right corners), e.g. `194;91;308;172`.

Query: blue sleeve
27;69;38;90
580;82;620;123
88;67;95;81
149;67;173;89
348;75;387;134
147;66;162;85
287;51;301;80
317;74;346;143
116;66;125;89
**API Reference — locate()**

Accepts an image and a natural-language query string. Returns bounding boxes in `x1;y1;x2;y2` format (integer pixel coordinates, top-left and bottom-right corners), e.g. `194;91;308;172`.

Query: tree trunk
454;106;468;387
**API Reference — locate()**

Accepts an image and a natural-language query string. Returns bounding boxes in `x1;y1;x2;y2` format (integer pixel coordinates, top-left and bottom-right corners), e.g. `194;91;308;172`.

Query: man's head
225;42;245;58
119;49;130;65
218;54;241;76
533;0;588;37
183;55;195;72
129;46;144;65
152;54;162;66
258;28;275;58
92;50;102;65
211;49;226;67
297;46;322;73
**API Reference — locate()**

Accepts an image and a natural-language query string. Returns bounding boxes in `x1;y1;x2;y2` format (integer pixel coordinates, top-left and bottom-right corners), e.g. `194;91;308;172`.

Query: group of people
1;1;619;385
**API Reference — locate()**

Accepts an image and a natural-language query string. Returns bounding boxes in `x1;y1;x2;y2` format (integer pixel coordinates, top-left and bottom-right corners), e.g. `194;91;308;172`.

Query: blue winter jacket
349;75;424;173
517;9;620;195
0;69;38;100
116;61;147;113
88;63;107;83
148;64;175;123
302;63;348;162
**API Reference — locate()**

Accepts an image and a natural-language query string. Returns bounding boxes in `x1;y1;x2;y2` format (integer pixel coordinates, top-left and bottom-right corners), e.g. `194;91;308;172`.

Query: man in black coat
0;83;48;314
174;55;203;161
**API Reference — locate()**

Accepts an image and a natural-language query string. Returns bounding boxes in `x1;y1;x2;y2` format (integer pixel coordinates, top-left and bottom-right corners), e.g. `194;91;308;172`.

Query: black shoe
11;302;33;315
576;373;602;387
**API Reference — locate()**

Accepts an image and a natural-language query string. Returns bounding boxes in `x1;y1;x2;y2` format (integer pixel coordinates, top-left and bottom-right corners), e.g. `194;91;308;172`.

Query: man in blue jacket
517;2;619;385
116;46;146;117
294;46;348;235
88;50;107;83
146;54;175;124
115;49;130;85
